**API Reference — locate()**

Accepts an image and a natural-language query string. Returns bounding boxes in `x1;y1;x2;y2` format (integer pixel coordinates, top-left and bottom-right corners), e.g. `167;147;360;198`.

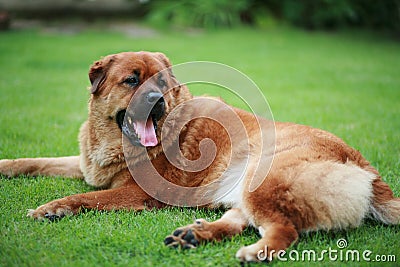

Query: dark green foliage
146;0;400;35
273;0;356;30
269;0;400;33
147;0;251;28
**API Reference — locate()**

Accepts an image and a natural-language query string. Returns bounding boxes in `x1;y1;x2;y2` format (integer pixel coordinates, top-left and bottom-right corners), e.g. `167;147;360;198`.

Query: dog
0;51;399;263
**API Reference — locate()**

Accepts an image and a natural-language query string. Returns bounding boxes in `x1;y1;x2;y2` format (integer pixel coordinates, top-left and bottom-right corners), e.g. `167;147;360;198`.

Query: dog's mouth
116;96;165;147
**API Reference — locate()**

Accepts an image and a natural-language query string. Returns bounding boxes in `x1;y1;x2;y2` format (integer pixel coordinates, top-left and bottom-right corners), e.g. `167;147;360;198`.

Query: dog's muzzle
116;92;165;147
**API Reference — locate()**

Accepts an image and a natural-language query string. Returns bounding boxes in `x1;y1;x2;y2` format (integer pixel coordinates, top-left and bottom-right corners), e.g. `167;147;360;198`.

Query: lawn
0;22;399;266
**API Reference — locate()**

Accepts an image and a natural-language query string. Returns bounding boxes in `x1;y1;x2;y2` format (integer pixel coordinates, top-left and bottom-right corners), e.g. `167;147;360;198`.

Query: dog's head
88;51;191;149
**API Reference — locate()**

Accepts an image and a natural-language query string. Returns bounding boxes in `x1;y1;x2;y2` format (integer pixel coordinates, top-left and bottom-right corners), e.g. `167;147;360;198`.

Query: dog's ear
153;52;178;81
89;61;105;94
89;55;114;94
153;52;172;69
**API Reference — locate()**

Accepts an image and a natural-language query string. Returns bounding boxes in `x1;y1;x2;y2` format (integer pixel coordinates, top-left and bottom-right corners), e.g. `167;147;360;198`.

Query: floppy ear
88;55;114;94
153;52;178;84
154;52;172;69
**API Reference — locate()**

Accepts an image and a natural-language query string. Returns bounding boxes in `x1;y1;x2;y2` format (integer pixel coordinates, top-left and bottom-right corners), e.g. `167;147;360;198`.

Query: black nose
147;92;164;104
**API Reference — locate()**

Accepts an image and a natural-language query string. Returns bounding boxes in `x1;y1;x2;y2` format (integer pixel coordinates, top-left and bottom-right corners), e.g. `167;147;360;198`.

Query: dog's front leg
164;209;248;249
0;156;83;178
27;183;164;220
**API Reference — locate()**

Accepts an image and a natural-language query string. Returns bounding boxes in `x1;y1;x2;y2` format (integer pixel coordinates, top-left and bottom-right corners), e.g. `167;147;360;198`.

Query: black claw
189;238;199;246
182;229;199;247
183;229;195;242
45;213;61;222
173;229;183;236
164;236;175;246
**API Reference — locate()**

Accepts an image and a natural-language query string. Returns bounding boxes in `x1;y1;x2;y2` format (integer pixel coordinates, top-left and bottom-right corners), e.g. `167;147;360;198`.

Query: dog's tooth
128;117;132;125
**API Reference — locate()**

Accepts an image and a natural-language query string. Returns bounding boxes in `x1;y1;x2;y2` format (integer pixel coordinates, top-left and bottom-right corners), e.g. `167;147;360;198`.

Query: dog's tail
370;178;400;224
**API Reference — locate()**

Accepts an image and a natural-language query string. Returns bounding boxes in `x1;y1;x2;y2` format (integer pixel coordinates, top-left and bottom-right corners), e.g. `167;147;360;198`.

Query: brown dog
0;51;399;263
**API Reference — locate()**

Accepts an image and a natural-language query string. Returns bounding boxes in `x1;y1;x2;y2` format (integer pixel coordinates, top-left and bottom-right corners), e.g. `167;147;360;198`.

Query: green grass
1;23;400;266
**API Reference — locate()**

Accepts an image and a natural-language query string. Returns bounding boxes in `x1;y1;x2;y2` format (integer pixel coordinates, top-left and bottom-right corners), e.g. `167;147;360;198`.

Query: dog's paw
236;243;270;264
164;219;212;249
27;199;75;221
164;228;200;249
0;159;14;177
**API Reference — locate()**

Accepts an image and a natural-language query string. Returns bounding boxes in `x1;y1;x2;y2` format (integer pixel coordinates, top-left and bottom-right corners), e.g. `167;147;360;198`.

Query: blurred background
0;0;399;35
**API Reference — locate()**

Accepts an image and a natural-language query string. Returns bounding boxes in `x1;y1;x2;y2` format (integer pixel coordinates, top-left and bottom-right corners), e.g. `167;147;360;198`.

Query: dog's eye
158;77;166;87
124;75;139;87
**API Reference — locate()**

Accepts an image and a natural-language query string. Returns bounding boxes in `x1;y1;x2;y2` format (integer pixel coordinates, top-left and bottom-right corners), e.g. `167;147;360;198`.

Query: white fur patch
213;159;247;208
293;161;376;231
258;226;265;237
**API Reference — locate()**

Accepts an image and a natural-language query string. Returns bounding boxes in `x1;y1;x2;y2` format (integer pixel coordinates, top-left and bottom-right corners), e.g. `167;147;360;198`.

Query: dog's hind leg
235;221;298;263
164;208;248;249
0;156;83;178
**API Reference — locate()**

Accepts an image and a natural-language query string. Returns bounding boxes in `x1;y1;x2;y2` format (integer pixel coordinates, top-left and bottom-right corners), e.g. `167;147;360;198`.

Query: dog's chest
212;163;246;208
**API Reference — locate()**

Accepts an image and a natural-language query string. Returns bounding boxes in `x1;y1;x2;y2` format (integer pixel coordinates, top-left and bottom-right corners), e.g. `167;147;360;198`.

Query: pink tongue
134;119;158;147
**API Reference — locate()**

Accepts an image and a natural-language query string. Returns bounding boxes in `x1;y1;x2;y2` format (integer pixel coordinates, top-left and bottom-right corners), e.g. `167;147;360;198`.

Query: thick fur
0;52;398;263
